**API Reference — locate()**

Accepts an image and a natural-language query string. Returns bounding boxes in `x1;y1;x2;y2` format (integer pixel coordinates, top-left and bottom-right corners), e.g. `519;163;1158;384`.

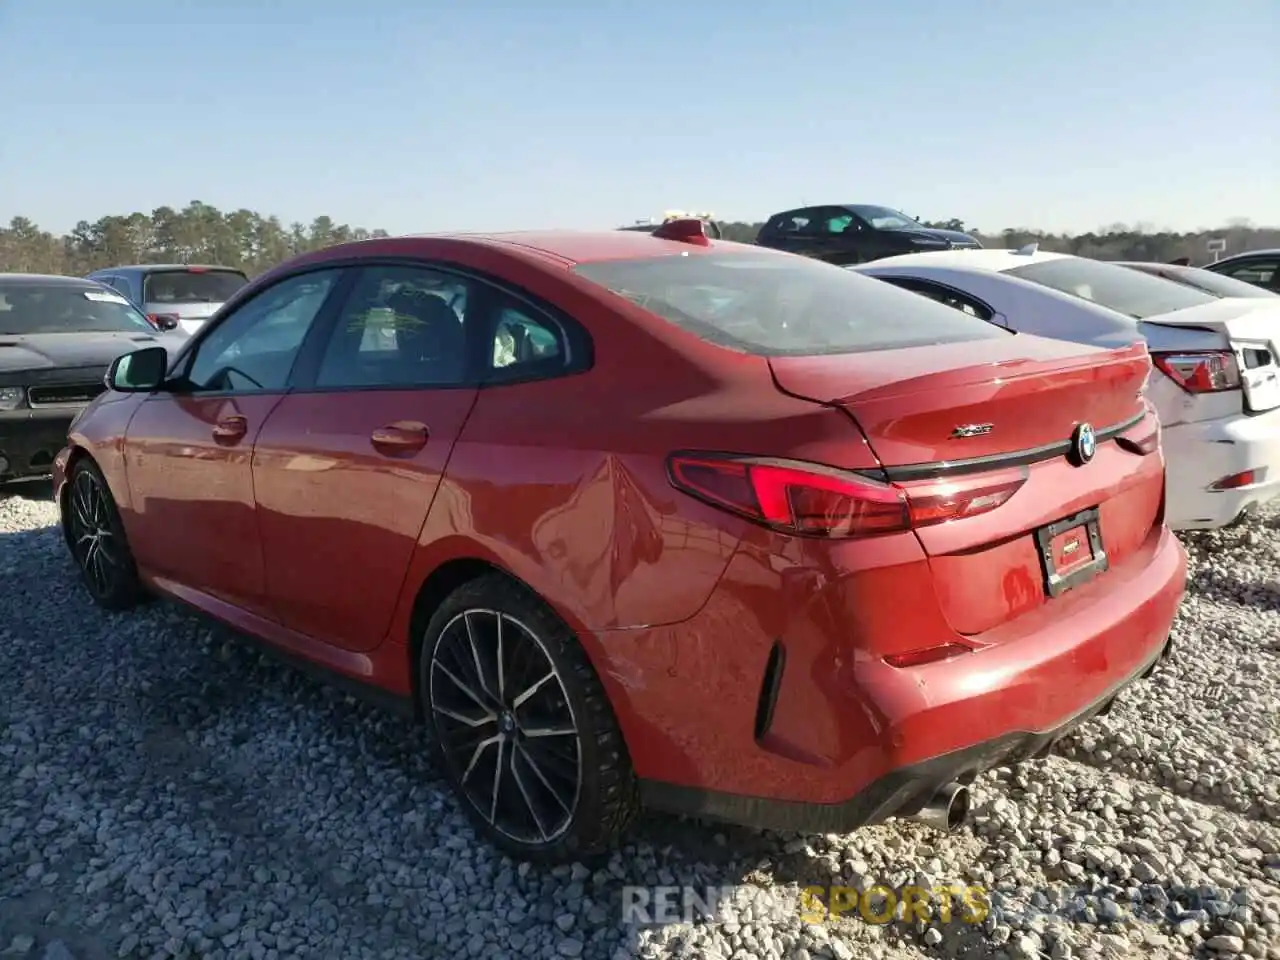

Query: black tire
419;572;640;862
63;458;146;611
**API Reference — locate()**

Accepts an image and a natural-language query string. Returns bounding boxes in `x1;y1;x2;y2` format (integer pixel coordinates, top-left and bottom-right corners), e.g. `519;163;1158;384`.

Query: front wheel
63;458;146;611
420;573;639;862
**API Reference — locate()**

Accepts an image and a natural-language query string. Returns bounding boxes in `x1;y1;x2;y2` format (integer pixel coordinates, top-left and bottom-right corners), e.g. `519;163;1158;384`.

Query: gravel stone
1;484;1278;960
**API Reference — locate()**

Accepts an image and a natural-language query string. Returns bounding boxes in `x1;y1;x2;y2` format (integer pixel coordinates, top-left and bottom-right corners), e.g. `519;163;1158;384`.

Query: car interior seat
383;289;466;382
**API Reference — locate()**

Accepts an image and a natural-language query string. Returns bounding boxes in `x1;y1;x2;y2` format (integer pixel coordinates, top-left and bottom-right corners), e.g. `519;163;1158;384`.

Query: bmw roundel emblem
1071;422;1097;465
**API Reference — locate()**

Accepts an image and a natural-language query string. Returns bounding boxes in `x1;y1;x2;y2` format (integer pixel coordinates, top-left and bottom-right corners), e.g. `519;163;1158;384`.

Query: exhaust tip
945;785;970;831
903;782;970;833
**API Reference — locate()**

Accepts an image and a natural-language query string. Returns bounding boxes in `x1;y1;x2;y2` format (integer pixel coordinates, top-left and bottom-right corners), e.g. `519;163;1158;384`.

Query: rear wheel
420;573;639;862
64;458;146;611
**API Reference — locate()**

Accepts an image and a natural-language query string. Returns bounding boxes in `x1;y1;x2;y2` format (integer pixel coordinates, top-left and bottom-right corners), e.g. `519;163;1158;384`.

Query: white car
853;248;1280;530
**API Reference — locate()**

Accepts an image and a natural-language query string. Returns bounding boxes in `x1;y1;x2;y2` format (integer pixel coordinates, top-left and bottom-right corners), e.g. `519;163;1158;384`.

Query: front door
122;268;347;615
252;264;480;652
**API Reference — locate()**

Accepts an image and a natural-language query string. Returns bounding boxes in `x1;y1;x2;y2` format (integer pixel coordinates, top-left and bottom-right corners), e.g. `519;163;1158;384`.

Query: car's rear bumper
1164;407;1280;529
640;630;1174;834
595;523;1186;835
0;408;80;480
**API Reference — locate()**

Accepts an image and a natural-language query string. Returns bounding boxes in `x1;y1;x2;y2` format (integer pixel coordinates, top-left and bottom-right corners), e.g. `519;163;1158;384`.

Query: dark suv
755;204;981;265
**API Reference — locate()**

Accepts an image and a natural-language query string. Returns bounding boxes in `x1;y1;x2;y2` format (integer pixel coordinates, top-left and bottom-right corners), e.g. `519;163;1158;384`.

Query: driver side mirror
106;346;169;393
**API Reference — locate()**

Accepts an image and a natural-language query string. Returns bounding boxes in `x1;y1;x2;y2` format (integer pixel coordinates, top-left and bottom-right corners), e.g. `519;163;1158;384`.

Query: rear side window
571;251;1007;356
143;269;249;304
1006;258;1217;320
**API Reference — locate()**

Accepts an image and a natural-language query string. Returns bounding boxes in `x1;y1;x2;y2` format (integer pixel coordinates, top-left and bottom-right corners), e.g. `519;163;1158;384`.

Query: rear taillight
146;313;179;329
1151;351;1241;393
666;454;1027;538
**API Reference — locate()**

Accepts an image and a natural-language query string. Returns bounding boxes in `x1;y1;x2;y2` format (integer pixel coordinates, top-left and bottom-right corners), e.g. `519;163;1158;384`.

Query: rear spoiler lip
860;410;1148;483
816;341;1151;406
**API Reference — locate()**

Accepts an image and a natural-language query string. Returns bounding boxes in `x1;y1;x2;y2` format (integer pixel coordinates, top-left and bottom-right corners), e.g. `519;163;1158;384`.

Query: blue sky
1;0;1276;236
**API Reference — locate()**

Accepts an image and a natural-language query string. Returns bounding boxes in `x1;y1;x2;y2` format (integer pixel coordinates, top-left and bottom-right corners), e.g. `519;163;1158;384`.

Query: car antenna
1012;242;1039;256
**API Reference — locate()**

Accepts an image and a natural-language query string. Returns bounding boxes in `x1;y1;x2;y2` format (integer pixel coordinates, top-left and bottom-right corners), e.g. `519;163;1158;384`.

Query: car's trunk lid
768;336;1151;468
769;336;1159;636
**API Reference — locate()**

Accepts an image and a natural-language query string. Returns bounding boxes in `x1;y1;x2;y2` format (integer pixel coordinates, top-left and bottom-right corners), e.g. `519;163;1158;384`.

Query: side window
105;277;135;302
789;210;824;236
315;265;469;388
824;212;854;234
1223;259;1278;288
113;275;138;303
770;210;817;235
490;299;564;376
881;277;996;322
185;270;340;392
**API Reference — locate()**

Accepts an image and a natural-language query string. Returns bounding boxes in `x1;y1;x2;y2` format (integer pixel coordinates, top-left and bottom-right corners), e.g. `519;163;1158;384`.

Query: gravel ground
1;479;1277;960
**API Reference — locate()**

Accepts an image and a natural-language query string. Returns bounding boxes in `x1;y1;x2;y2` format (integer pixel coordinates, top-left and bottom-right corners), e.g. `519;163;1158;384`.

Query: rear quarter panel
397;367;877;639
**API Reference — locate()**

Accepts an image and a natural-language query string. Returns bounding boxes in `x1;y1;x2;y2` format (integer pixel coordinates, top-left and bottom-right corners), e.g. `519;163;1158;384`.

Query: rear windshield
0;282;157;336
1006;258;1218;320
1168;266;1278;299
571;251;1006;355
143;269;248;304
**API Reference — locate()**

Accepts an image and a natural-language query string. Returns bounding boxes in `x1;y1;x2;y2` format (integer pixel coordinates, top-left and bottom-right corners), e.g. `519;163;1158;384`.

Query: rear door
760;208;825;257
142;267;250;334
251;263;480;652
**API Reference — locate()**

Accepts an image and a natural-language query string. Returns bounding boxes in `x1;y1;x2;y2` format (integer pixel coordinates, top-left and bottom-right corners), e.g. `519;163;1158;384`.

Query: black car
754;204;982;265
0;274;186;484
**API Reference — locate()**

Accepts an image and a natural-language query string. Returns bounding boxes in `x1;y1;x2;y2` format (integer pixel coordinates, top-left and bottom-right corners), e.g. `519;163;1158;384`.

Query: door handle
370;421;429;456
212;415;248;442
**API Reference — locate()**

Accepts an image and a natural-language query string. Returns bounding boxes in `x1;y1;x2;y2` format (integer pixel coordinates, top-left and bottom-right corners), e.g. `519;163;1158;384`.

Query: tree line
1;202;1276;277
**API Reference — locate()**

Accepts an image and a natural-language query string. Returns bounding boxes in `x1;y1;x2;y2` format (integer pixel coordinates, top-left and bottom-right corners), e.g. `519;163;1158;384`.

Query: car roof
88;263;245;273
1210;248;1280;264
861;248;1072;273
309;230;758;268
0;272;105;287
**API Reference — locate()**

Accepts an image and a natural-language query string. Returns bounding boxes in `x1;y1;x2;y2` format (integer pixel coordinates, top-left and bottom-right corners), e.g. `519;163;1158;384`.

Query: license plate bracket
1035;506;1108;598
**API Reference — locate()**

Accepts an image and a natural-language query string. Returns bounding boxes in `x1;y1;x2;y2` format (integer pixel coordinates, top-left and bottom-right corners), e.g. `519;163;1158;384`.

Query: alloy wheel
429;609;583;845
68;469;121;598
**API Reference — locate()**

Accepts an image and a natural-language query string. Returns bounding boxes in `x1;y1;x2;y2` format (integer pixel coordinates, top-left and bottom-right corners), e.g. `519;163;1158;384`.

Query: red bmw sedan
53;220;1186;862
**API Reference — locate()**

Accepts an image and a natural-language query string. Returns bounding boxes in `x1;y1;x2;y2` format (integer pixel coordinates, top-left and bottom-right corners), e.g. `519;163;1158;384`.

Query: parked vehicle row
52;220;1184;863
853;247;1280;530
